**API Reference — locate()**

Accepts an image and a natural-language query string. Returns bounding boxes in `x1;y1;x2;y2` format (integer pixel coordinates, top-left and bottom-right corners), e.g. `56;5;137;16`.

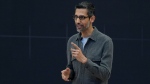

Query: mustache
76;23;82;26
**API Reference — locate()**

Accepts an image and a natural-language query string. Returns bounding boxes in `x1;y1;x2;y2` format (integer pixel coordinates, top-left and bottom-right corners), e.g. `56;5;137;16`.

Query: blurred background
0;0;150;84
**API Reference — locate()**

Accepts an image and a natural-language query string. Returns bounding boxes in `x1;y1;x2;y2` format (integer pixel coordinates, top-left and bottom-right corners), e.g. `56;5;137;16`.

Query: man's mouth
76;24;83;29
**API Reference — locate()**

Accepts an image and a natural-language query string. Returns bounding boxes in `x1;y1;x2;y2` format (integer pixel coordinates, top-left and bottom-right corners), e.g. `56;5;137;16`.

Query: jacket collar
76;26;98;41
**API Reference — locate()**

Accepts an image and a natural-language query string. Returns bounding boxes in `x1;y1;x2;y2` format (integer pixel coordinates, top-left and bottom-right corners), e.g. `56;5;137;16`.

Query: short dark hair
75;1;95;17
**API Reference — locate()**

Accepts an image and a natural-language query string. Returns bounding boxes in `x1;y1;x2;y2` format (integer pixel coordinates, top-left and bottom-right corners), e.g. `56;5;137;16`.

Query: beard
76;21;90;32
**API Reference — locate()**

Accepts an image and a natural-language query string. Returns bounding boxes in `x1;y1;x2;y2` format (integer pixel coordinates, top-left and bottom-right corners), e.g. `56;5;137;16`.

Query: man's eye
79;16;85;19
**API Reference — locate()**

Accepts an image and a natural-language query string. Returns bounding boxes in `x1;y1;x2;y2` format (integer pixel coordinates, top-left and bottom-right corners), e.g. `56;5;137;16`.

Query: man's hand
61;68;71;81
71;42;87;63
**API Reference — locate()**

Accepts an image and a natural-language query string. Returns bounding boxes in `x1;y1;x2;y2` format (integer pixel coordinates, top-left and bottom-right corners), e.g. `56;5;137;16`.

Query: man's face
74;9;91;32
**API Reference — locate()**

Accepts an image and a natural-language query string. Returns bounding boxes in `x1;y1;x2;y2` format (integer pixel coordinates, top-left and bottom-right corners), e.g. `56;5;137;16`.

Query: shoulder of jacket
68;33;78;41
97;31;112;42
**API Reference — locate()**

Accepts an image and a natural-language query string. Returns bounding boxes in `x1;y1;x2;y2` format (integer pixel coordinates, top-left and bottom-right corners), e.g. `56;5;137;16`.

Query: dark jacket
67;27;113;84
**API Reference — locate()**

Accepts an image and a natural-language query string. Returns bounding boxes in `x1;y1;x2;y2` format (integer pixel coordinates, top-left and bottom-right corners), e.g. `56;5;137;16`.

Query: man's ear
90;15;95;23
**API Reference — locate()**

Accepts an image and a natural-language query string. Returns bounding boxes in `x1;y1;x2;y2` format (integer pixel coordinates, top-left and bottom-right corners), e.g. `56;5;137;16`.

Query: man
61;1;113;84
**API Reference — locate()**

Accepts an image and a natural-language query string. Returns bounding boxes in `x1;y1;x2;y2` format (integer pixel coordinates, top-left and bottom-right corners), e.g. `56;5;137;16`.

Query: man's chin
76;27;81;32
77;29;81;32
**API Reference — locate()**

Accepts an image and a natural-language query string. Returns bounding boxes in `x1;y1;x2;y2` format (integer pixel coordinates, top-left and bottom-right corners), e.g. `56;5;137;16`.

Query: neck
81;25;94;38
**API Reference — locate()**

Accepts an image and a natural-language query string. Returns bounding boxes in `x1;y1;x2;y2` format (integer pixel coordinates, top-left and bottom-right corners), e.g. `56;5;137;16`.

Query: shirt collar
76;26;98;41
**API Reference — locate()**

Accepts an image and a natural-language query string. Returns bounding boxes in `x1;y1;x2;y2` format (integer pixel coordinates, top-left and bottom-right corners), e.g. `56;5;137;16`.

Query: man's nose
75;18;80;23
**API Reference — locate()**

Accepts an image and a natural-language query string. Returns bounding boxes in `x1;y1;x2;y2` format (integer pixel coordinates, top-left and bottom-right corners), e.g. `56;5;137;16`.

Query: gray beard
77;21;90;32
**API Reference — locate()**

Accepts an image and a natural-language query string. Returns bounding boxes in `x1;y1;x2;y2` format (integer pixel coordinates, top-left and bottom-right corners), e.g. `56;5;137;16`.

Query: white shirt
81;37;89;49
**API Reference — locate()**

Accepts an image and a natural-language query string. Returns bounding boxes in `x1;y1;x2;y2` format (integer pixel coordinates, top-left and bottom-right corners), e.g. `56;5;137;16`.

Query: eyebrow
74;14;88;16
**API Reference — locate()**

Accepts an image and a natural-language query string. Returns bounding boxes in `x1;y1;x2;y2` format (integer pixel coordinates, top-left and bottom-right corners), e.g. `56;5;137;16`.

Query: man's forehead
75;9;88;15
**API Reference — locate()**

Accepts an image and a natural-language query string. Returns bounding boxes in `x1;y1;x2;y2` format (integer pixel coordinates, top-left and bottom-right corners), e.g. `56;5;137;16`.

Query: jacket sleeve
66;38;75;80
66;62;75;80
83;39;113;81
